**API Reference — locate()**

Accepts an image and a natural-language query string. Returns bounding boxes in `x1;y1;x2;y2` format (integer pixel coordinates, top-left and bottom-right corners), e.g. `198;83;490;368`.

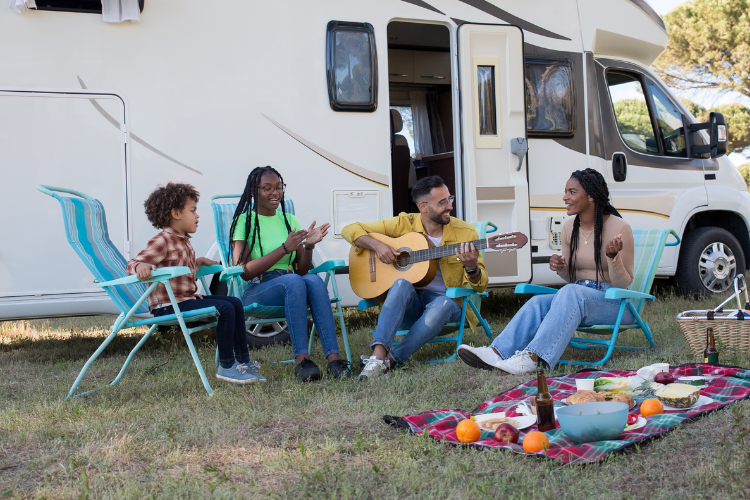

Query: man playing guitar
342;175;527;379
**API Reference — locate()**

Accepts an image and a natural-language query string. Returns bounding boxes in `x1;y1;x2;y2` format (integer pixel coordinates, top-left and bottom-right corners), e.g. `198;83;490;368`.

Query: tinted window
646;79;687;157
525;59;574;136
607;71;659;154
477;66;497;135
326;21;378;112
33;0;143;13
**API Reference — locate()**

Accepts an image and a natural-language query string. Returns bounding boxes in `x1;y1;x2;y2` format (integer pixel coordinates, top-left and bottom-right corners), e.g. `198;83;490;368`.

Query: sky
647;0;749;165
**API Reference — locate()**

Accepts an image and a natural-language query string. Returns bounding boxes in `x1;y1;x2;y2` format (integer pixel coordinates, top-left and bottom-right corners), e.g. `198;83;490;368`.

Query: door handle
511;137;528;171
612;153;627;182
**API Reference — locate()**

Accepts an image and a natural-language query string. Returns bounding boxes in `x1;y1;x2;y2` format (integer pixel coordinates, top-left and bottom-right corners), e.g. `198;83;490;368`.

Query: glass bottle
536;368;556;432
704;327;719;364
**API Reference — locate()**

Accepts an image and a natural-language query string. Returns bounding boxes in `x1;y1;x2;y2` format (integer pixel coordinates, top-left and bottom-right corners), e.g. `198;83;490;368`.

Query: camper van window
33;0;144;14
606;71;659;155
524;58;574;137
646;79;687;157
326;21;378;112
390;106;416;157
477;66;497;135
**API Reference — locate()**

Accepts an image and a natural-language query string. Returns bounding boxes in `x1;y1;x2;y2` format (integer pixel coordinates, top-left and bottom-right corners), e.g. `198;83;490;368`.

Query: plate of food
654;383;714;410
562;390;637;410
624;415;647;431
473;412;537;432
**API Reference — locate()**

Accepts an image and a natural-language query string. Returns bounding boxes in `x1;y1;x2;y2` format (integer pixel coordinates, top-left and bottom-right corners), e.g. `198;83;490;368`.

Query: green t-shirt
232;211;301;271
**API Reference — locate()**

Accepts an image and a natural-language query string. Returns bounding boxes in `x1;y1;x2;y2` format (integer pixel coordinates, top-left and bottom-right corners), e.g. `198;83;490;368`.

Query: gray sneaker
216;361;264;384
358;356;390;380
240;360;266;383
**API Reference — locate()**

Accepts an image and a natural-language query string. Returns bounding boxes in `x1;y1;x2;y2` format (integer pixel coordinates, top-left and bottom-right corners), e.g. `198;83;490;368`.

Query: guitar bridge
369;252;376;282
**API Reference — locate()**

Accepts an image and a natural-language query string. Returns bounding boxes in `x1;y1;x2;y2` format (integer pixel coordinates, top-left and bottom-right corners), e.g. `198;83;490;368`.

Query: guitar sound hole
395;251;411;269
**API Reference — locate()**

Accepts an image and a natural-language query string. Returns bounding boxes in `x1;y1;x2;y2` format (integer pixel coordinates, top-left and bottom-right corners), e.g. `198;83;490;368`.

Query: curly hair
144;182;200;229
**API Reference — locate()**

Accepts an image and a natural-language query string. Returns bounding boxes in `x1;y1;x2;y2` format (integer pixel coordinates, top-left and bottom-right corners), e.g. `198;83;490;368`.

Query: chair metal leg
109;324;159;387
68;322;123;399
165;284;213;396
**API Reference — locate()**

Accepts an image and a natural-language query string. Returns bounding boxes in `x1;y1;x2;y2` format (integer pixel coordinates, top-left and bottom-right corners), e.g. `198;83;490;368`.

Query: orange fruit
456;418;481;443
522;431;550;453
640;398;664;417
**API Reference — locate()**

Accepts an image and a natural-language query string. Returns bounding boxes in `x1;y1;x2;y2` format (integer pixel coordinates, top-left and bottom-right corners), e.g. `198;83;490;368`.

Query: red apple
654;372;675;385
494;423;520;444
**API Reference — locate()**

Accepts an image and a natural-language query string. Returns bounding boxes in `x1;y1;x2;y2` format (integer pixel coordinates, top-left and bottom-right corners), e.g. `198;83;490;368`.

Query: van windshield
607;71;659;154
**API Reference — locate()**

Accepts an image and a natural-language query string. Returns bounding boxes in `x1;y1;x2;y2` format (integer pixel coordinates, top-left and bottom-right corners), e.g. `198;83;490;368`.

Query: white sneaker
456;344;504;371
358;356;390;380
495;349;537;375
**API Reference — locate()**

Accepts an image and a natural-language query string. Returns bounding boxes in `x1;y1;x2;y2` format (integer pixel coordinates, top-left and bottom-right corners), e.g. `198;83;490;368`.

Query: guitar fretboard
395;238;517;267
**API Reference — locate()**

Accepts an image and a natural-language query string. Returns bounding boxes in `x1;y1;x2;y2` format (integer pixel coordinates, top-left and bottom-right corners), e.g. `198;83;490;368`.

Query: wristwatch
465;266;479;276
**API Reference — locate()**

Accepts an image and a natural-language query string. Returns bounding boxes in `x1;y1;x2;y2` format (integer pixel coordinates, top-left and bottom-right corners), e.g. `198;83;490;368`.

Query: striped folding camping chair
515;228;680;367
38;185;228;397
357;221;496;364
211;194;351;363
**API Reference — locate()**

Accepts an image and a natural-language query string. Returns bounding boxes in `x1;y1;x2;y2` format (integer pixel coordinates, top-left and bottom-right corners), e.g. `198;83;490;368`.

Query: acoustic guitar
349;231;528;299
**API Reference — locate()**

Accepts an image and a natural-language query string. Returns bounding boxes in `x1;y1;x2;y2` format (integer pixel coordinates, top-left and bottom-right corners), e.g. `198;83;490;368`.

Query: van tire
675;227;745;298
207;272;292;349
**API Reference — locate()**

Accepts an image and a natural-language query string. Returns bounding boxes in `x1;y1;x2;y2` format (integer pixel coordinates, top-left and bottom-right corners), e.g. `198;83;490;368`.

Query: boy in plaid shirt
126;183;264;384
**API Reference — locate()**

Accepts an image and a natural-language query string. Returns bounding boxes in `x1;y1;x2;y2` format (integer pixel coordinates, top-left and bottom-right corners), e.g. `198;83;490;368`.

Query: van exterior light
718;124;727;142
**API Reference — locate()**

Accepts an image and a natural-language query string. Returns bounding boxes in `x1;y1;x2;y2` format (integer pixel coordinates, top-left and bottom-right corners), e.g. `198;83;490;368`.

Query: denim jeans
242;270;340;358
372;279;462;363
152;295;250;369
490;280;635;369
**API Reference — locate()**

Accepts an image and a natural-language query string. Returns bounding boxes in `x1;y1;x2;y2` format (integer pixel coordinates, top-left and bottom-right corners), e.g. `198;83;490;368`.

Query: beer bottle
536;368;556;432
704;327;719;364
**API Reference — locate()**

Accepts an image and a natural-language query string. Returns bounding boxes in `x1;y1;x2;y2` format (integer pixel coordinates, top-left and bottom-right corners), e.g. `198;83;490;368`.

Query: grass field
2;284;750;499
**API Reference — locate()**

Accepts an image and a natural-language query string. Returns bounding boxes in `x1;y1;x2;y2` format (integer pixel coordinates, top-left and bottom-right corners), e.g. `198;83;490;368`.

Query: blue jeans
152;295;250;369
242;270;340;358
490;280;635;369
372;279;462;363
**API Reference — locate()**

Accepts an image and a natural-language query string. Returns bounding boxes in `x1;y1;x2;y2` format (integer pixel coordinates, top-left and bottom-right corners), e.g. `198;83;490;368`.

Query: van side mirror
686;111;728;159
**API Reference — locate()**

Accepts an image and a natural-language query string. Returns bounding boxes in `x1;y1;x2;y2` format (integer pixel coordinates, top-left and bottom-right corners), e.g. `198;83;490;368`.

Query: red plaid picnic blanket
384;363;750;464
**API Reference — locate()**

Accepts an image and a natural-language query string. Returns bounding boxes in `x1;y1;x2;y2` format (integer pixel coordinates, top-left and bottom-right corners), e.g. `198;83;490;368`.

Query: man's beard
428;207;451;225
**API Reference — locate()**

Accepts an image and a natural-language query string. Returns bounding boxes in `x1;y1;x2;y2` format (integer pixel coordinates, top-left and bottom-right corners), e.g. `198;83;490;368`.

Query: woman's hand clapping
605;234;623;259
549;254;566;272
283;228;308;253
304;221;330;249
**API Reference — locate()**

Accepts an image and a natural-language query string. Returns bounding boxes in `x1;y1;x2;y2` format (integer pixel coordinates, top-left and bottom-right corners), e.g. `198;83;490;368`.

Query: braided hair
567;168;622;285
229;166;293;268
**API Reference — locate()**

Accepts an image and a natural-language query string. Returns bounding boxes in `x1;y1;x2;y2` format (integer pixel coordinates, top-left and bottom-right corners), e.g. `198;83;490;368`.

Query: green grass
2;284;750;499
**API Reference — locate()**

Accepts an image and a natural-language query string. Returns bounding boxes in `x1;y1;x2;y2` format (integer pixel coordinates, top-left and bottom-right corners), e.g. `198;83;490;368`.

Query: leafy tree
736;162;750;190
613;99;654;137
654;0;750;100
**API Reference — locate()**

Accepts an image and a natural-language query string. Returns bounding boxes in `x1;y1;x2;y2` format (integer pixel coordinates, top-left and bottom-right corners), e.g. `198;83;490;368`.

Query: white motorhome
1;0;743;328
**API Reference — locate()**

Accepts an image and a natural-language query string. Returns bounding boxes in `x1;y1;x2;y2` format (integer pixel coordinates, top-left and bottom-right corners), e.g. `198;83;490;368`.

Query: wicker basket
676;309;750;358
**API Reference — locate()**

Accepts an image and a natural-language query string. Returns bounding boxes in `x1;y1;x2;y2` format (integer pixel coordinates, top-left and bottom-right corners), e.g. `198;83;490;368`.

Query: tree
654;0;750;100
737;162;750;190
681;99;750;153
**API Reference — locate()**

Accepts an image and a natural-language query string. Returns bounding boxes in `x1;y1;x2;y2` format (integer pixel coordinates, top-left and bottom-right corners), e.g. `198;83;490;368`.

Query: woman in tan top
457;168;635;374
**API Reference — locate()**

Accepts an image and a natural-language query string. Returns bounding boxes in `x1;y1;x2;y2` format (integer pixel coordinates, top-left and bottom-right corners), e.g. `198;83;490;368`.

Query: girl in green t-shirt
229;166;350;381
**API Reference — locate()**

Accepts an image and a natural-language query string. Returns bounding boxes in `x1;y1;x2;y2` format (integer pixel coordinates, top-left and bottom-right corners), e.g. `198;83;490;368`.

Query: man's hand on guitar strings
375;241;400;264
455;242;479;272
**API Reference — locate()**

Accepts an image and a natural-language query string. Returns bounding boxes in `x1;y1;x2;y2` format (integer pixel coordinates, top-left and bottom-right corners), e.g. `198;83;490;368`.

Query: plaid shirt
125;227;198;311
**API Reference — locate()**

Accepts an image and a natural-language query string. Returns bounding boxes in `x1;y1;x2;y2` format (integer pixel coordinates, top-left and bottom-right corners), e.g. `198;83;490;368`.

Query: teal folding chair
38;185;229;397
514;228;680;367
210;194;352;364
357;221;496;364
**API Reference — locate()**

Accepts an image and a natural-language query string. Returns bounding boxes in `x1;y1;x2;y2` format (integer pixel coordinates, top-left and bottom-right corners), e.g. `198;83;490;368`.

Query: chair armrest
309;260;347;275
219;266;244;282
665;229;681;247
96;267;192;288
445;287;488;299
358;298;379;310
514;283;558;295
195;264;224;279
604;288;655;301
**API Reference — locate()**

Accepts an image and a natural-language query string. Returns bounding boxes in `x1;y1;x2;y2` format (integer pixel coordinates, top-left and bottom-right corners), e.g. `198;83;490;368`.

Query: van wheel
207;272;291;348
675;227;745;298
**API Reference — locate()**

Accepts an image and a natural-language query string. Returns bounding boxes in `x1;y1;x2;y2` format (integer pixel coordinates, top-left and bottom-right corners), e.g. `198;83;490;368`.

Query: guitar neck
410;238;508;264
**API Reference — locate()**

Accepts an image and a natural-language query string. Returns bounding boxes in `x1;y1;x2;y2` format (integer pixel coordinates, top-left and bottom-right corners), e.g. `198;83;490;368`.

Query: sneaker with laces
358;356;389;380
238;360;266;383
294;358;322;382
216;361;261;384
327;359;352;379
456;344;504;371
495;349;537;375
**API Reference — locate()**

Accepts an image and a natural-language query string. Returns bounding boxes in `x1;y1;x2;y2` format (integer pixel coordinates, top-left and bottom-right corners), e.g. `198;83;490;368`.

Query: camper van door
458;24;532;285
0;91;128;319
